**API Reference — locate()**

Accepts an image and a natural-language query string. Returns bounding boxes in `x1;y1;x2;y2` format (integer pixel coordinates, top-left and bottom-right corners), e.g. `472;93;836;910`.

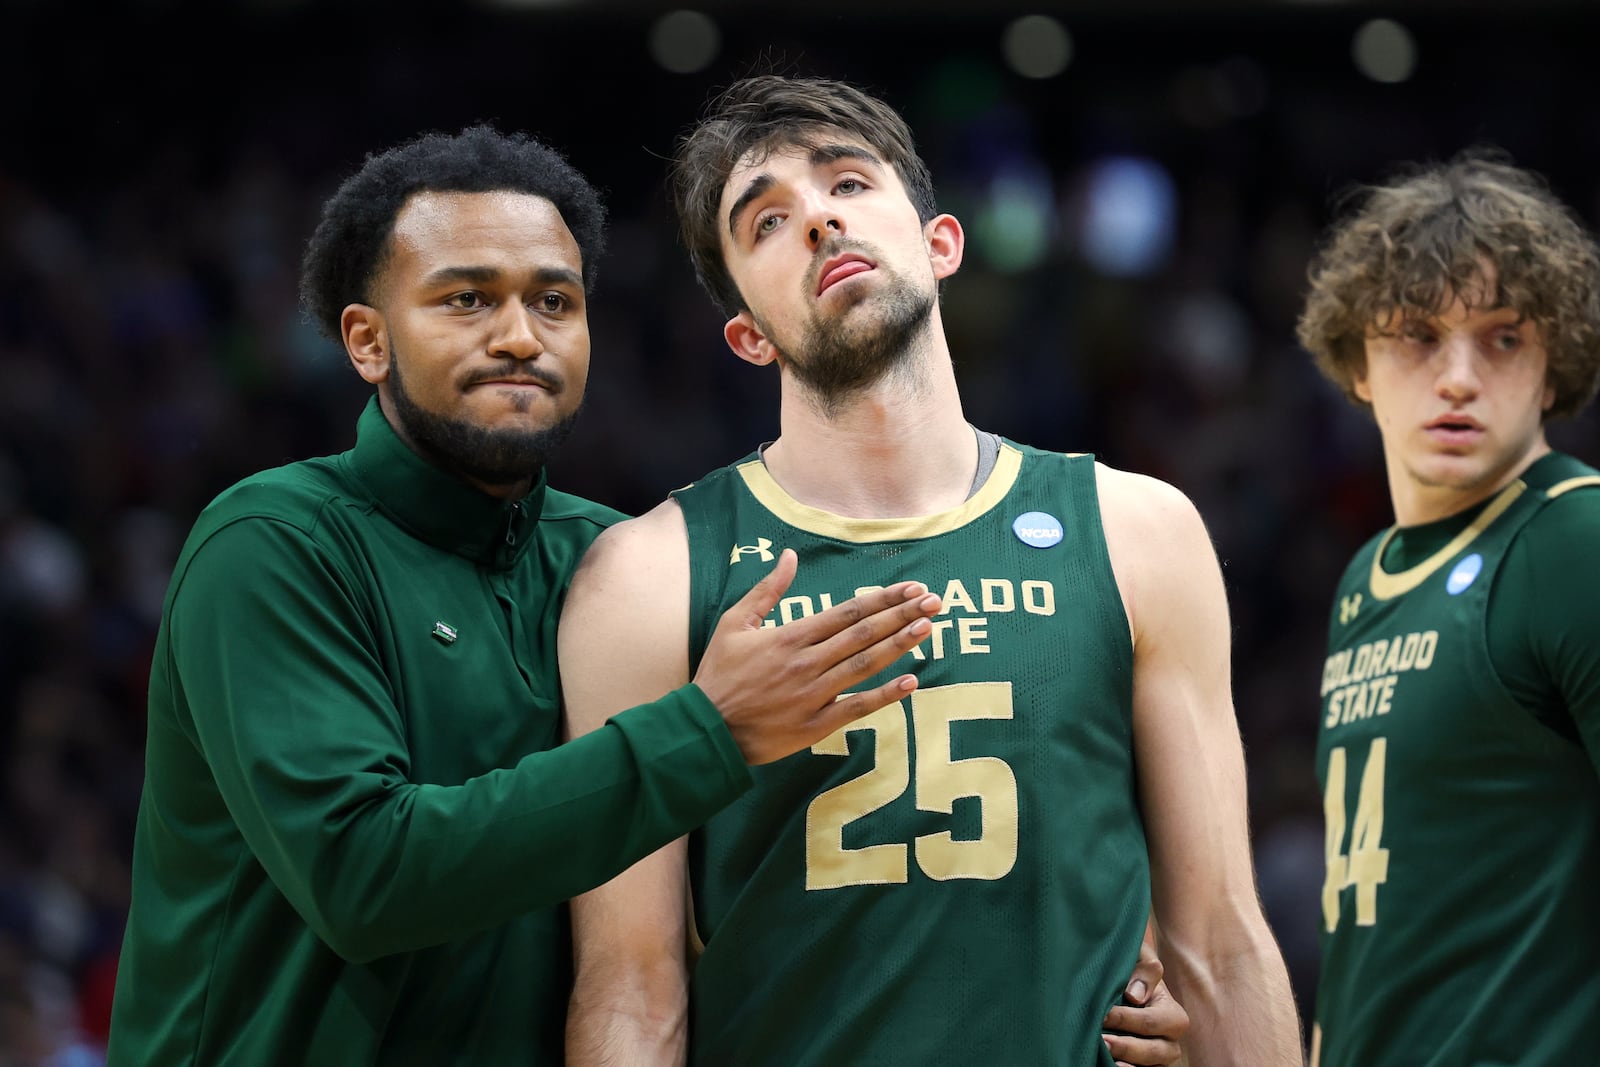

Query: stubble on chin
775;280;935;416
388;355;578;486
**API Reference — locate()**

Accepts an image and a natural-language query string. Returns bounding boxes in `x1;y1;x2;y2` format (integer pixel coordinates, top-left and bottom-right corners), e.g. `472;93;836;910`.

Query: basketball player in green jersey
1297;152;1600;1066
557;75;1302;1067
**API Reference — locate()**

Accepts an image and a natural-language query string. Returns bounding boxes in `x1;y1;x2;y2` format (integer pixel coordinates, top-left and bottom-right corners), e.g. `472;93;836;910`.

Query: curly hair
298;124;607;342
1297;149;1600;419
669;74;937;319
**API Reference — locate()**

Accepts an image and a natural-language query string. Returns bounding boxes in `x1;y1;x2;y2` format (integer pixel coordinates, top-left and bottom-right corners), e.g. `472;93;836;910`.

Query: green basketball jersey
671;442;1149;1066
1313;453;1600;1067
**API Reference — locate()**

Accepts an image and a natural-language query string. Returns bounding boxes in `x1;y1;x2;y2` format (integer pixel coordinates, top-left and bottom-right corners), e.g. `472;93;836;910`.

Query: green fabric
1378;452;1600;756
1314;451;1600;1067
672;444;1147;1066
108;396;751;1066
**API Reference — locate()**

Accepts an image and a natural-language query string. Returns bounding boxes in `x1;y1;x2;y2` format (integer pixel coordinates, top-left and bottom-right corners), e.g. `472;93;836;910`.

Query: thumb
730;547;797;629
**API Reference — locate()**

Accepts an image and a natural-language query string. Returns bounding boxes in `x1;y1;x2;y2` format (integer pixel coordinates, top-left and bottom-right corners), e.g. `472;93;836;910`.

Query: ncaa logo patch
1012;511;1064;549
1446;553;1482;595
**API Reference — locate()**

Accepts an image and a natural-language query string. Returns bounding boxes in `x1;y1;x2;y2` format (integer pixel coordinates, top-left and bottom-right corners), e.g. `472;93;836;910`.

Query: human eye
445;291;487;309
753;211;783;240
534;292;570;314
1398;321;1436;346
1488;326;1523;352
835;175;865;195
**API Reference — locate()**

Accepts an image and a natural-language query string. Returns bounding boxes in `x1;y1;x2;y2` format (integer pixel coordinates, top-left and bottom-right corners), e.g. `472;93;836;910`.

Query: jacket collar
345;396;545;569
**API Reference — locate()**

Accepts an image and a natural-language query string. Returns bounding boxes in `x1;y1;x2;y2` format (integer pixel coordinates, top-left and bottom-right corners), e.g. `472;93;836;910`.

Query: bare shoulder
1092;462;1224;639
560;497;694;734
560;496;689;654
1092;462;1214;558
568;497;690;597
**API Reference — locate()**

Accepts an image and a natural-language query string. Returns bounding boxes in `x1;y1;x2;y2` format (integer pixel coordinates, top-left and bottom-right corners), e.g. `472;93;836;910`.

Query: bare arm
1099;465;1303;1067
562;500;941;1063
562;504;697;1065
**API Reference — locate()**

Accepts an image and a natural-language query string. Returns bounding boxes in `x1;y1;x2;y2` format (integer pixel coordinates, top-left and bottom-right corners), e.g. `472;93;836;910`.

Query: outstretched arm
1100;466;1302;1067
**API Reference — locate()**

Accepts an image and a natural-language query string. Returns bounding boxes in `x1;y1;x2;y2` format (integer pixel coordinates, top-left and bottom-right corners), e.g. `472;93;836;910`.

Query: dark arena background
2;0;1597;1060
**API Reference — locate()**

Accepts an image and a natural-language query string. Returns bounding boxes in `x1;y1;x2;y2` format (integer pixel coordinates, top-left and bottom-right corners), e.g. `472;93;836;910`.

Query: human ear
925;213;965;280
343;305;389;385
724;312;779;368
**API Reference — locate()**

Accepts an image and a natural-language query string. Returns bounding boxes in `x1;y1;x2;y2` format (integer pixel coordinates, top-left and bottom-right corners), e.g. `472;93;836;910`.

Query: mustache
461;363;563;390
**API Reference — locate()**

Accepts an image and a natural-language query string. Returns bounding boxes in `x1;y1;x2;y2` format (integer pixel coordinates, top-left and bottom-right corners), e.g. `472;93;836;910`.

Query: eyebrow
419;265;584;291
725;143;883;241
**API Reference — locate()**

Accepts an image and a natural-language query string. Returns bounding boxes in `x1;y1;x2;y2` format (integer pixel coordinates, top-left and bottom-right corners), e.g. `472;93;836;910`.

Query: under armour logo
729;538;775;565
1339;593;1362;625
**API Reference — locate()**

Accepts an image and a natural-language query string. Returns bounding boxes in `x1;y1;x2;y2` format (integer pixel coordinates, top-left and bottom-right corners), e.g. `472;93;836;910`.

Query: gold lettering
1326;688;1345;729
958;616;990;655
981;579;1015;613
1022;581;1056;616
1373;675;1397;716
941;579;977;614
818;592;836;611
779;596;815;625
1342;681;1370;724
1352;644;1374;684
1379;639;1404;676
1415;631;1438;669
1397;633;1420;670
927;619;956;659
1322;650;1352;697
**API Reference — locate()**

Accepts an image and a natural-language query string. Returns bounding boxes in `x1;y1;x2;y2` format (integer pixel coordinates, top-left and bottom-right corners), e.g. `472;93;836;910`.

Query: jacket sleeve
166;515;751;963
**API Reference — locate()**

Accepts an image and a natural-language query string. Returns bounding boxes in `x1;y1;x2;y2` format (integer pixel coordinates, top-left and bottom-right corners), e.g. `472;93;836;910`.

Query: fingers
1102;983;1189;1058
814;669;924;732
1102;1031;1183;1067
727;548;798;629
806;591;942;679
808;599;940;705
1124;948;1164;1006
780;580;937;647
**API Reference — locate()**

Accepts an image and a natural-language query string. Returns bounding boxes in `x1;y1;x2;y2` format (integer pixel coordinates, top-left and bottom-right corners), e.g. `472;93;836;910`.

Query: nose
1436;333;1481;402
800;189;843;249
490;303;545;361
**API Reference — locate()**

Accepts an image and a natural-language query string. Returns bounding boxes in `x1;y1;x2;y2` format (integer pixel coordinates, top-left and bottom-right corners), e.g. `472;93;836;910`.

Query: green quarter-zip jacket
108;397;752;1066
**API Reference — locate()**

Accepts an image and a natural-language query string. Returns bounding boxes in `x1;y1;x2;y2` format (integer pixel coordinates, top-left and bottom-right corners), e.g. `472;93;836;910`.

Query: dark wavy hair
299;124;607;341
1297;148;1600;419
669;74;937;318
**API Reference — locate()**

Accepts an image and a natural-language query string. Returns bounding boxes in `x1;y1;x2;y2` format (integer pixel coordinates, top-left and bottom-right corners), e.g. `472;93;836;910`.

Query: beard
760;258;934;414
388;348;581;487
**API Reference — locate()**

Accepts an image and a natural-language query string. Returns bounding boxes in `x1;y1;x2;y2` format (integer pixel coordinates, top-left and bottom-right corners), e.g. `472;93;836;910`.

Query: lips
467;372;559;392
1425;413;1483;432
816;254;874;296
1424;413;1484;449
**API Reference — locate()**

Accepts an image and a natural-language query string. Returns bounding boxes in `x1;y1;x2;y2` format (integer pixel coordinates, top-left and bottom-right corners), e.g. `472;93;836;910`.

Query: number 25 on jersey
805;681;1019;891
1322;738;1390;931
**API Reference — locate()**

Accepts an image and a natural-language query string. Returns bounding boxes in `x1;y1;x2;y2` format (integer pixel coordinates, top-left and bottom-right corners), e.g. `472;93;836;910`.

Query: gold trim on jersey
1547;474;1600;498
1367;480;1525;600
735;443;1024;542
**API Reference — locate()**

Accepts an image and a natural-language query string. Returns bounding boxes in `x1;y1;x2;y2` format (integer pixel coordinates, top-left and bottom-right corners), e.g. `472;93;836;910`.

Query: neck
761;313;976;518
1387;435;1551;526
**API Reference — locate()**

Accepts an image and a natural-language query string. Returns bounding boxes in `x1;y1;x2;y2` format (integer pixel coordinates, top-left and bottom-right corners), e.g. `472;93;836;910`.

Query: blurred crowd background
4;0;1600;1061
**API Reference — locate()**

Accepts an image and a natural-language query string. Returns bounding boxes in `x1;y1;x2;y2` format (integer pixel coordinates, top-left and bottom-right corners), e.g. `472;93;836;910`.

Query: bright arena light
1078;155;1177;278
1352;18;1416;84
1002;15;1074;80
649;10;721;75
